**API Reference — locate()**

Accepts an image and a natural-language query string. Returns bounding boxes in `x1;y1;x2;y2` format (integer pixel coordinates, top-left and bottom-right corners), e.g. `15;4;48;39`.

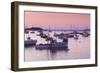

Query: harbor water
24;31;90;62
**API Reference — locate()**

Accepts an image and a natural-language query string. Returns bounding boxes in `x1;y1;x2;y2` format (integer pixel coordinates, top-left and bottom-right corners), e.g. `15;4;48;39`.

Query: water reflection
25;47;69;61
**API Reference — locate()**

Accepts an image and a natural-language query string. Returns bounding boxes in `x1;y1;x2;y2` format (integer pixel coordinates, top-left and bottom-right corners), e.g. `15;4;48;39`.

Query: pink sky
25;11;90;30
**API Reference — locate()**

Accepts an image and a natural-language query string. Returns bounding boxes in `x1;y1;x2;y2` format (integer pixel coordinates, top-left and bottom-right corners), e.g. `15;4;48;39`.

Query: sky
25;11;90;30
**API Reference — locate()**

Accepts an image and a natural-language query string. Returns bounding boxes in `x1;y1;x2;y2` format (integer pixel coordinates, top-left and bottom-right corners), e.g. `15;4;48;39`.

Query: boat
35;42;68;50
65;34;74;38
73;34;79;40
37;31;48;38
39;34;48;38
25;30;29;34
24;37;37;47
54;33;74;39
35;23;69;50
35;37;68;51
82;31;90;37
35;44;50;50
30;31;35;33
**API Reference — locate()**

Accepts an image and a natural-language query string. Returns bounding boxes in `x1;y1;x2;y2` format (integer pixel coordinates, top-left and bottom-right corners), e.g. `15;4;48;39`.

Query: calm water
24;31;90;62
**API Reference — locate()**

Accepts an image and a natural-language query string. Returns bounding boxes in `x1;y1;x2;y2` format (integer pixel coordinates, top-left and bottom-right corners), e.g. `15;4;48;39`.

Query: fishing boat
35;36;68;51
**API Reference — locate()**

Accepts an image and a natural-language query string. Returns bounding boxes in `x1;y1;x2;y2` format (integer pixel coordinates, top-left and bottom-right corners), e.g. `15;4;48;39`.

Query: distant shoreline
25;27;90;31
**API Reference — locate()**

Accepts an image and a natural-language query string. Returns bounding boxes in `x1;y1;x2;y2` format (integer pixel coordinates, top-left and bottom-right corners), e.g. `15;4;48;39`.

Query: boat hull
35;43;68;50
24;40;37;47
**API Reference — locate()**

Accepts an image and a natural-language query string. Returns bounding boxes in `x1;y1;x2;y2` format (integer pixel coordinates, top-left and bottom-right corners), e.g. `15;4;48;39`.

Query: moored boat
24;37;37;47
35;37;68;51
